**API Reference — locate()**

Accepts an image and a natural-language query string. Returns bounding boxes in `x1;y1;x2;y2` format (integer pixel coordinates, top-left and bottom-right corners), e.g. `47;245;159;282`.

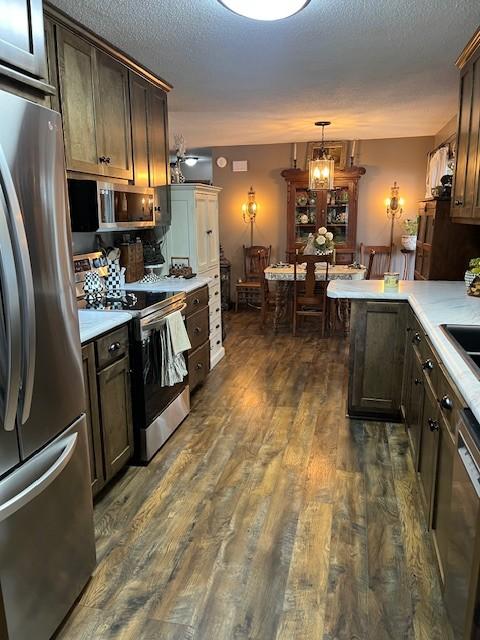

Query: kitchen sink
442;325;480;376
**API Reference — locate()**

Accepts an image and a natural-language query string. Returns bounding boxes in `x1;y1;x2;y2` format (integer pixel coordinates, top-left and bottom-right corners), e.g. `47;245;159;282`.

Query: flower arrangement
465;257;480;289
403;218;418;236
313;227;335;254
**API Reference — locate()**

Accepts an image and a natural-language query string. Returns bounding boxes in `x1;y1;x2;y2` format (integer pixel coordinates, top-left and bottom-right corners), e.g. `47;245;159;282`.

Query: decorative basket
169;257;193;277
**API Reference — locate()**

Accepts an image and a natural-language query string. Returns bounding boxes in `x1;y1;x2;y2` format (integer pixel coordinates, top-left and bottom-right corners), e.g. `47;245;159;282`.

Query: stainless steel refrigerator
0;89;95;639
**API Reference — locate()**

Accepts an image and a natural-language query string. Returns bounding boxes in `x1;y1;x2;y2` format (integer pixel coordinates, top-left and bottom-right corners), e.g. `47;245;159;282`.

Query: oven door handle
140;302;187;334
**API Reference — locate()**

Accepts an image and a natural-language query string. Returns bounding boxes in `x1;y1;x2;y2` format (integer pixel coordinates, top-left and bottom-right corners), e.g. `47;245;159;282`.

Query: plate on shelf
296;195;308;206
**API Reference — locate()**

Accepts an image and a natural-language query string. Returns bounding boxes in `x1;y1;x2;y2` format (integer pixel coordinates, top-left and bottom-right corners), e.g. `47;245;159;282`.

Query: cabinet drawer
186;307;209;352
209;280;221;305
95;325;129;370
188;341;210;392
210;327;223;353
209;306;222;335
186;286;209;316
411;320;438;389
436;363;466;437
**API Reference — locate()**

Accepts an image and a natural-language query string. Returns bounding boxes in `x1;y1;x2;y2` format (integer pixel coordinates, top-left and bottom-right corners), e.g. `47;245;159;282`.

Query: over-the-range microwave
68;179;171;232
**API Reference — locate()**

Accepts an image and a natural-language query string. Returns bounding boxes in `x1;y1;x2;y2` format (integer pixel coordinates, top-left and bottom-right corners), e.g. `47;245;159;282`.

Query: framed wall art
306;140;348;170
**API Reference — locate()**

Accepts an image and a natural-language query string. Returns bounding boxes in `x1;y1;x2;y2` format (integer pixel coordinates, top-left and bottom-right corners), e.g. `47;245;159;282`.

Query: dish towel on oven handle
167;310;191;355
161;311;191;387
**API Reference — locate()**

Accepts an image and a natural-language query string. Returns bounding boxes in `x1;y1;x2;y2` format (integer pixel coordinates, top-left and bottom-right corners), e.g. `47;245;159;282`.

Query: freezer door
0;414;95;640
0;90;85;459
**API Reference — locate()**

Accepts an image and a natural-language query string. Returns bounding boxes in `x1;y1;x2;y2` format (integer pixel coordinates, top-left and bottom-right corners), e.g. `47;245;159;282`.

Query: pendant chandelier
308;121;335;191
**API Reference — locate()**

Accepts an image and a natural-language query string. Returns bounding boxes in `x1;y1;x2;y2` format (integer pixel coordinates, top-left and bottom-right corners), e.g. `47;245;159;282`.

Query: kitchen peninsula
328;279;480;638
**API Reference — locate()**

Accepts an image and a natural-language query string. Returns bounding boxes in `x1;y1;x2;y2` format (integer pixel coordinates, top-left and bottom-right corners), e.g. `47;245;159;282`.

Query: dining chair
235;245;271;311
292;252;332;337
360;243;391;279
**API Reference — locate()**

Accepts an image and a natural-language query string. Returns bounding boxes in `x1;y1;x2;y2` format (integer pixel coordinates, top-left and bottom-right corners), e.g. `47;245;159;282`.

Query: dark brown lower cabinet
98;354;133;481
81;324;133;497
348;300;408;420
82;342;105;495
405;351;425;470
431;412;455;586
418;379;440;527
185;287;210;392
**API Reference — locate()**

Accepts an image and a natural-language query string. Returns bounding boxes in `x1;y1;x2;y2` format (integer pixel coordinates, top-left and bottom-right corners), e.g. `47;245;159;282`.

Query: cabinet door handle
99;155;107;163
196;362;203;370
414;378;422;386
206;229;213;235
215;291;219;296
216;308;220;313
428;418;439;432
214;274;219;278
440;395;453;410
105;157;111;164
215;324;220;330
413;332;422;344
194;327;201;335
108;341;121;353
422;359;434;371
455;199;463;206
193;298;200;305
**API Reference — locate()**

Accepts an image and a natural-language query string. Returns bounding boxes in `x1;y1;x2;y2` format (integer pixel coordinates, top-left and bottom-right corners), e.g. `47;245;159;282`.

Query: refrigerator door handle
0;432;77;522
0;180;21;432
0;145;36;425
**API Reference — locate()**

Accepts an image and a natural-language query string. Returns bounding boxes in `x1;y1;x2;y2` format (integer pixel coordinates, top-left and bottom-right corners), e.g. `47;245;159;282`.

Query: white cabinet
166;184;224;368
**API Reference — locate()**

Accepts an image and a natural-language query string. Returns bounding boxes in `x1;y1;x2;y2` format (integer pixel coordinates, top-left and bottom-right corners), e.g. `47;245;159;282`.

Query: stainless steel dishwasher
444;409;480;639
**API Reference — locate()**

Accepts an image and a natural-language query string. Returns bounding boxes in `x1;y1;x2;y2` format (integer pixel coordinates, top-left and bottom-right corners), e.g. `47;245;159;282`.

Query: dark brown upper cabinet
0;0;48;83
148;85;169;187
57;27;133;180
130;72;169;188
451;29;480;224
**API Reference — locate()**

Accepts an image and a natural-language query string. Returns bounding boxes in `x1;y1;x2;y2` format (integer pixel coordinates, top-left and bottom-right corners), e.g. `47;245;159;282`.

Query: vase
401;235;417;251
465;270;476;289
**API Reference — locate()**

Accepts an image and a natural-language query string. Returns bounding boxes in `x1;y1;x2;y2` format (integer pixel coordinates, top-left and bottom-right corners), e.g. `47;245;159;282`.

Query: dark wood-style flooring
58;312;453;639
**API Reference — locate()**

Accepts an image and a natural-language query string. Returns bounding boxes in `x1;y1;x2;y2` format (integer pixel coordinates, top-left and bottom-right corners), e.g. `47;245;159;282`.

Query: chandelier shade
309;156;335;191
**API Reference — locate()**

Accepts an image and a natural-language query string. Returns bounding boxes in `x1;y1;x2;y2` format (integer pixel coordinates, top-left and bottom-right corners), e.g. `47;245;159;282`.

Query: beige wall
434;115;457;148
212;135;434;284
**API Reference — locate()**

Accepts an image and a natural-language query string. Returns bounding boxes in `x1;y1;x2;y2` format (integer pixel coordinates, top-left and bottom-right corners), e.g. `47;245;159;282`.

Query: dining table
264;262;367;333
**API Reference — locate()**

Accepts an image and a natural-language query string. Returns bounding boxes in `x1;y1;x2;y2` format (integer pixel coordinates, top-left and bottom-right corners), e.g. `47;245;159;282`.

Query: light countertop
328;280;480;423
78;310;132;344
127;275;212;294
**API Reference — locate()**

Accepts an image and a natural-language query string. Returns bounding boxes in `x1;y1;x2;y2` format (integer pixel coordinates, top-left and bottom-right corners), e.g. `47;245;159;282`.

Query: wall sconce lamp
386;181;405;269
242;185;257;247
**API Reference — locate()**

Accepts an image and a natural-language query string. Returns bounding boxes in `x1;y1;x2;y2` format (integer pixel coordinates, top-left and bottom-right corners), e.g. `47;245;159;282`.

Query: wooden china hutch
282;166;366;264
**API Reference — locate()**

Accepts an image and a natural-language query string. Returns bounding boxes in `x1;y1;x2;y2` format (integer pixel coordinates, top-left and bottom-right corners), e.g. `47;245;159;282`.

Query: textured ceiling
49;0;479;147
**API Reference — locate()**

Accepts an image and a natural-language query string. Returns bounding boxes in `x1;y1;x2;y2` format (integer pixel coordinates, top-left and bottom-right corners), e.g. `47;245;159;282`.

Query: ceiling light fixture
308;121;334;191
184;156;199;167
218;0;310;21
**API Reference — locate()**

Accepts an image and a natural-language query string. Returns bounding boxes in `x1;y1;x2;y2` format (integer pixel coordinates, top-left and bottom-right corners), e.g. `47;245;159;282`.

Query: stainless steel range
75;253;190;462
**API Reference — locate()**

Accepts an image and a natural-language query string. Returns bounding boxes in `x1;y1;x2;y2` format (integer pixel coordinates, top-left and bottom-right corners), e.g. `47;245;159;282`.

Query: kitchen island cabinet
329;279;480;638
348;300;407;420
